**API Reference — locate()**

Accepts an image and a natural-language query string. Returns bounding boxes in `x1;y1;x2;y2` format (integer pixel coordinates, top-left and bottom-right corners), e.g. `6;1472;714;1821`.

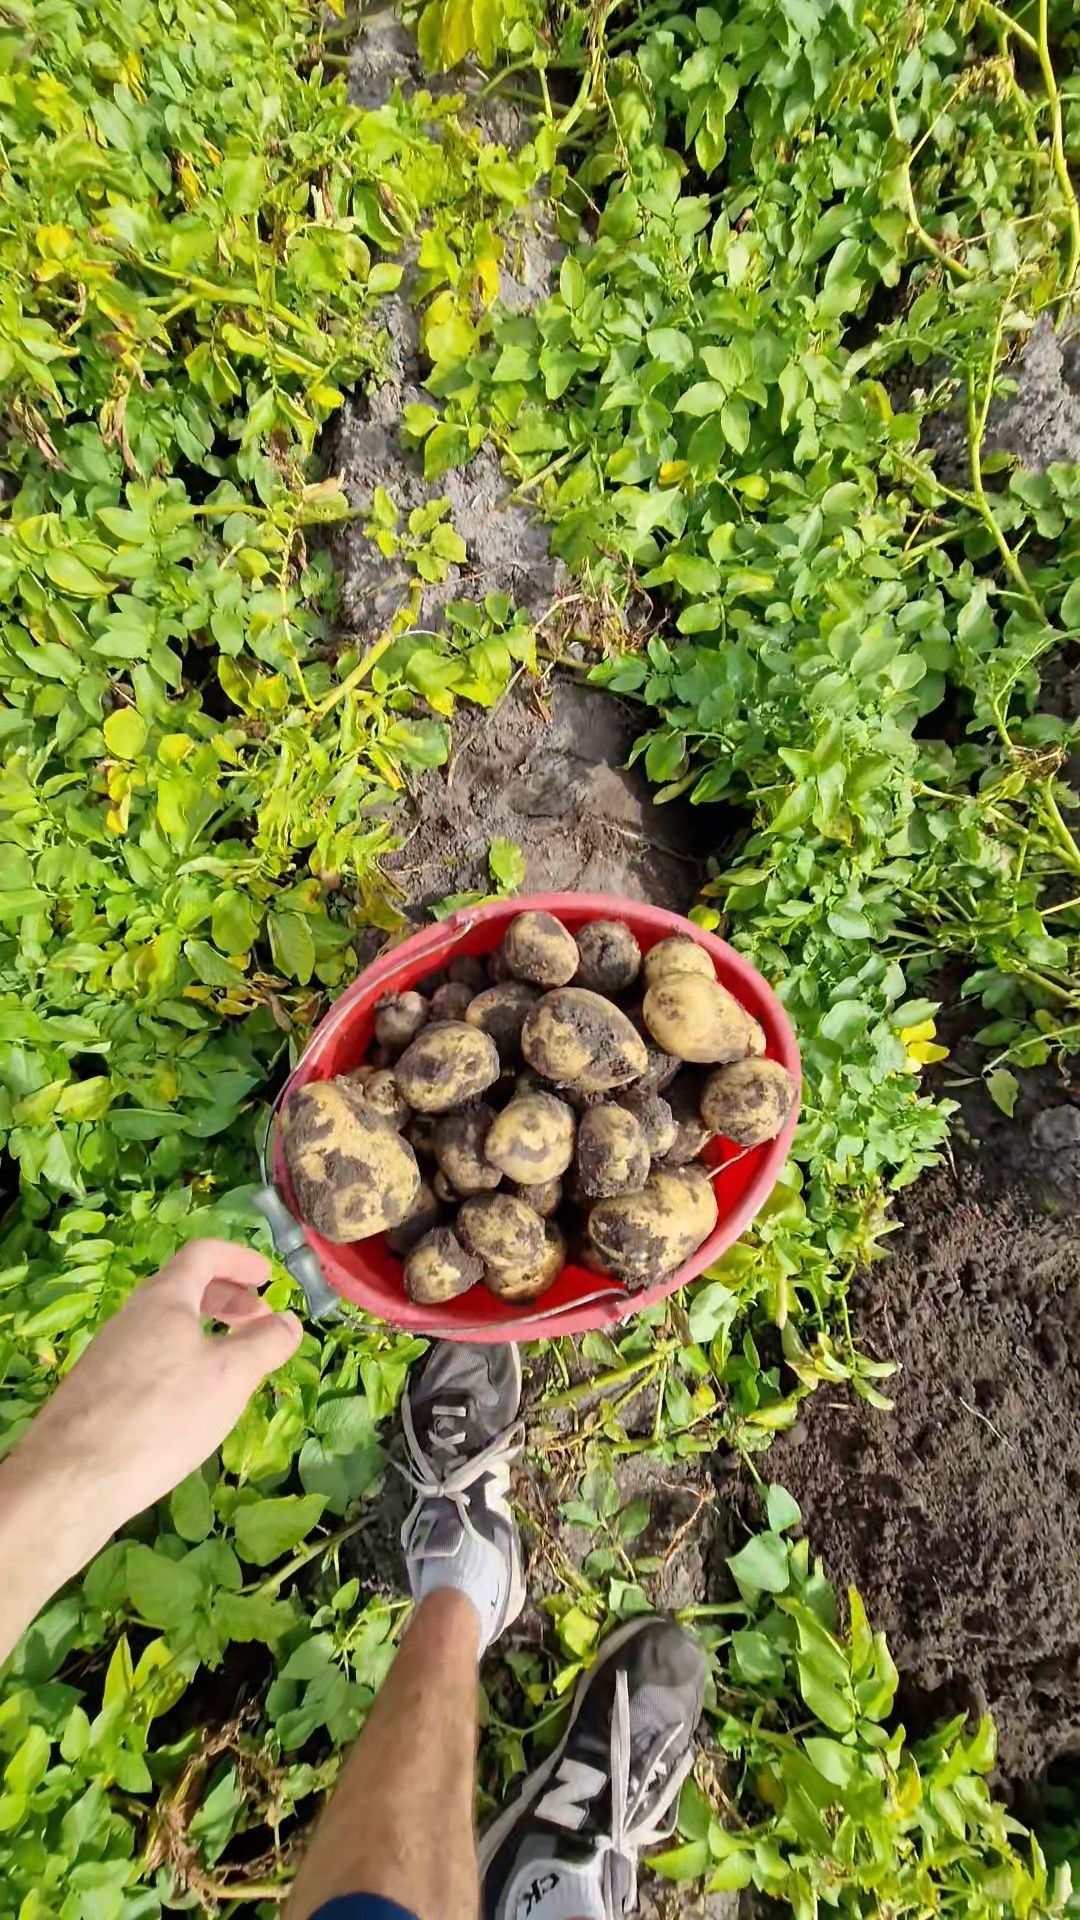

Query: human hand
0;1240;302;1657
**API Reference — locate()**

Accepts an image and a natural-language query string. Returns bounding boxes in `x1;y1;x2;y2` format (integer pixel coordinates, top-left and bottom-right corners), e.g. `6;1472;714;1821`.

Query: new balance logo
535;1757;607;1830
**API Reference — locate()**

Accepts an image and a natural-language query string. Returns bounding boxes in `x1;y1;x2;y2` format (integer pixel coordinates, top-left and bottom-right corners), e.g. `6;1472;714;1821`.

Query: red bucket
271;892;800;1342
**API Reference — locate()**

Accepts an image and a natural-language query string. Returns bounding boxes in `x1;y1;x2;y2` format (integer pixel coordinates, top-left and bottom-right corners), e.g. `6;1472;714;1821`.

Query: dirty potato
282;1078;420;1241
394;1021;500;1113
457;1192;544;1273
659;1072;713;1166
642;974;757;1065
433;1102;502;1193
386;1179;442;1255
465;982;540;1060
700;1057;797;1146
508;1174;562;1218
432;1169;460;1205
588;1166;718;1287
521;988;648;1094
406;1112;438;1161
484;1220;565;1302
614;1089;676;1158
448;954;487;991
503;910;580;988
363;1068;411;1131
573;919;641;996
642;936;715;990
404;1227;482;1304
374;990;429;1055
485;1091;576;1185
430;980;475;1022
577;1104;651;1199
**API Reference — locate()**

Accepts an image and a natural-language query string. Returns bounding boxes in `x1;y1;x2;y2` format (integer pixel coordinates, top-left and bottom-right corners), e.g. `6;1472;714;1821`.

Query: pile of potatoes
281;911;797;1309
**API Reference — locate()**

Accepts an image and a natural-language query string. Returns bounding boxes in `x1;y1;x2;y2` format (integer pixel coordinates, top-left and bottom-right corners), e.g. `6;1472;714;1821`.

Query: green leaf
102;708;148;758
233;1494;327;1566
727;1531;791;1594
126;1546;204;1628
488;837;526;892
986;1067;1019;1116
170;1472;215;1544
651;1839;709;1881
674;381;725;417
212;889;261;956
765;1485;801;1533
269;911;316;985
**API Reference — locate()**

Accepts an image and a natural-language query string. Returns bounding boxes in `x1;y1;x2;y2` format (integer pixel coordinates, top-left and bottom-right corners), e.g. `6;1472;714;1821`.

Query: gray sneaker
480;1617;707;1919
400;1343;525;1653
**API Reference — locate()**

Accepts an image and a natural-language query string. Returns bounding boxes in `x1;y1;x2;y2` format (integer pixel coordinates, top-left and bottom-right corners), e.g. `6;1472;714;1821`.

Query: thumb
226;1308;303;1384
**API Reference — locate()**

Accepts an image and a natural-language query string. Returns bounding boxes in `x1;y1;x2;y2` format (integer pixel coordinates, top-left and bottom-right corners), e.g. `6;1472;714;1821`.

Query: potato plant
0;0;1077;1913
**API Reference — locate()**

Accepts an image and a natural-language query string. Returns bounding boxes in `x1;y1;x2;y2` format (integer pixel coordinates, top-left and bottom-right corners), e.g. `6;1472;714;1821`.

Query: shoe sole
477;1614;661;1876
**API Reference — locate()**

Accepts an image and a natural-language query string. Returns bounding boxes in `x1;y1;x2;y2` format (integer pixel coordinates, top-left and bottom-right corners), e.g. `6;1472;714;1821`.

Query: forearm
0;1430;114;1665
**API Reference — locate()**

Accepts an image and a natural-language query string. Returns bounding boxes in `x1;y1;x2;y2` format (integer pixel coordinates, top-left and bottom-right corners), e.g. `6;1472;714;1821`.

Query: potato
658;1071;713;1166
374;990;429;1055
487;943;513;982
407;1112;438;1161
404;1228;482;1304
626;1009;680;1095
577;1104;651;1199
521;988;648;1094
449;953;487;991
588;1166;718;1287
508;1174;562;1218
614;1089;676;1158
394;1020;500;1113
504;910;579;987
700;1058;797;1146
485;1092;576;1184
573;919;641;996
642;936;715;990
484;1221;565;1302
340;1063;376;1092
282;1078;420;1241
430;980;475;1022
433;1102;502;1193
386;1179;442;1255
458;1192;545;1273
363;1068;411;1131
747;1019;767;1057
432;1169;460;1205
642;974;757;1065
465;982;540;1060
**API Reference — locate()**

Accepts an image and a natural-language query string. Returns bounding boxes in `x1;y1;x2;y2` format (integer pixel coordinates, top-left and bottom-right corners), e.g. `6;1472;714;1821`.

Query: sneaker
480;1617;707;1920
400;1342;525;1654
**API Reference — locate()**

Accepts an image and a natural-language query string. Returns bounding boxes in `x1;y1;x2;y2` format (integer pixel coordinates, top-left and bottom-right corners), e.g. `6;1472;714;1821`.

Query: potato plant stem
536;1339;680;1410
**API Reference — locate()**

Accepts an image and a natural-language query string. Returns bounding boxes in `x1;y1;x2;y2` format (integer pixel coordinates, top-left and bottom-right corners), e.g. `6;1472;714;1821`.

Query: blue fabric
310;1900;419;1920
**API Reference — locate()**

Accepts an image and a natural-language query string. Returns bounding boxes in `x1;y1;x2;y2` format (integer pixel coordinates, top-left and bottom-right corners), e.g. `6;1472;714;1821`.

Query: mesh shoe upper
399;1343;524;1652
481;1617;707;1920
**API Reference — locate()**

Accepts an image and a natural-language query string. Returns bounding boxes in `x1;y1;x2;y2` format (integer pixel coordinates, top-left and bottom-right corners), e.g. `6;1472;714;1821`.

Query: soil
768;1066;1080;1790
900;314;1080;486
385;674;718;917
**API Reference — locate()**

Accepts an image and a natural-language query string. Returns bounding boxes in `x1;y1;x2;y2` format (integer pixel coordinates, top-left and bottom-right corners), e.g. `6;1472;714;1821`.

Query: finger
202;1277;276;1326
154;1238;272;1310
226;1308;303;1383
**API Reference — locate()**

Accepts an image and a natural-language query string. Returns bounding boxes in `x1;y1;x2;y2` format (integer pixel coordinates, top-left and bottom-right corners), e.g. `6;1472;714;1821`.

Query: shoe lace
595;1669;695;1920
397;1396;523;1554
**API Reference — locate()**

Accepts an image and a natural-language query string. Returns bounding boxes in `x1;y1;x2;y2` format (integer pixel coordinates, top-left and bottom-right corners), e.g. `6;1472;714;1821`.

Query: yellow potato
642;974;757;1065
485;1092;576;1184
642;936;715;989
658;1071;713;1166
613;1089;676;1158
363;1068;411;1131
587;1166;718;1287
577;1104;650;1199
374;990;429;1055
699;1058;797;1146
521;988;648;1094
386;1179;442;1255
433;1102;502;1193
393;1021;500;1113
282;1077;420;1241
404;1228;482;1304
503;911;580;987
507;1174;562;1218
483;1221;565;1302
573;920;641;995
457;1192;544;1272
465;983;540;1060
430;981;475;1022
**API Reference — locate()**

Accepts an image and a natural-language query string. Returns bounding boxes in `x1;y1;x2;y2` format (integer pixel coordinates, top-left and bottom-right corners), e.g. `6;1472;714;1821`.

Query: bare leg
287;1589;481;1920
